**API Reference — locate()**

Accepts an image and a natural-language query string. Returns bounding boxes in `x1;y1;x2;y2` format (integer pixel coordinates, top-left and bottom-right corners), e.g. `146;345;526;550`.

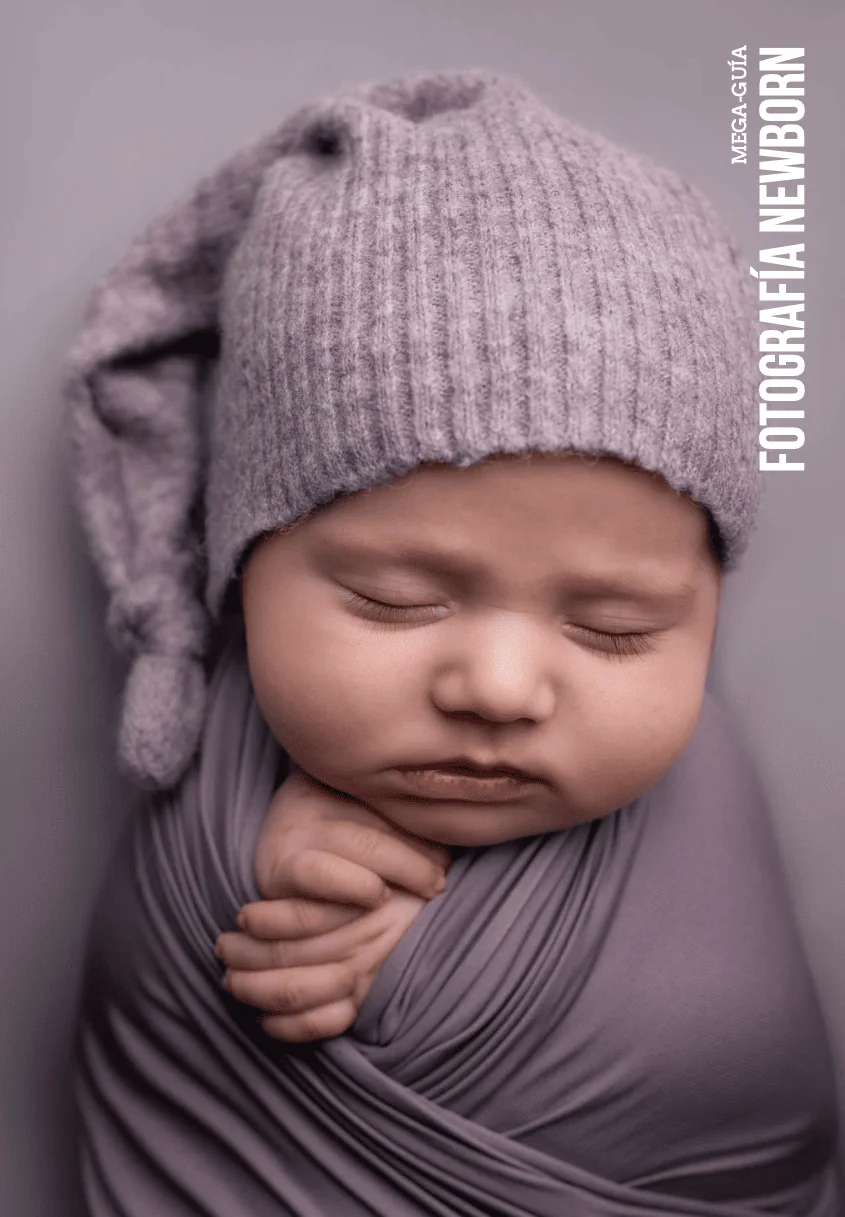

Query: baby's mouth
393;764;540;803
434;763;528;779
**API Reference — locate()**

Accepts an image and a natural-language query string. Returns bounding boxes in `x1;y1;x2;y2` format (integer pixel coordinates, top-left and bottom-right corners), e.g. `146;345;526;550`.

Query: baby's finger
217;935;292;971
223;961;355;1015
402;838;453;873
317;822;449;900
261;998;359;1043
215;923;379;971
282;848;389;907
237;898;362;941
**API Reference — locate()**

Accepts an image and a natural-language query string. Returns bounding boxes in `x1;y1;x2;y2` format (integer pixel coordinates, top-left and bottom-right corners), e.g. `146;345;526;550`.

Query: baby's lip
407;756;542;782
392;765;539;804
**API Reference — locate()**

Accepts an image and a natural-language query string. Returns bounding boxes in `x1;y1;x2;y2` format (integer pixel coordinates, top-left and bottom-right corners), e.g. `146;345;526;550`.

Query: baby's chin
282;758;632;847
361;793;615;849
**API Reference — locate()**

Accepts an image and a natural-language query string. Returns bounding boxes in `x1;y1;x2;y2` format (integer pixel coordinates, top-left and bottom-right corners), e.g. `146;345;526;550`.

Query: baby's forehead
339;464;702;555
289;452;685;534
256;450;717;581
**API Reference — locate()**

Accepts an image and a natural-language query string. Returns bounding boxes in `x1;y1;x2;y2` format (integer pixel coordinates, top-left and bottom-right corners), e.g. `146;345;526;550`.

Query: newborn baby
65;66;840;1213
203;450;840;1213
217;449;730;1038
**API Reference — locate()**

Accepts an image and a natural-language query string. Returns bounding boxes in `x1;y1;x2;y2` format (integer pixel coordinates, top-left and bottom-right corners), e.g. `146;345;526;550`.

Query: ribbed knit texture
63;68;761;792
209;69;759;617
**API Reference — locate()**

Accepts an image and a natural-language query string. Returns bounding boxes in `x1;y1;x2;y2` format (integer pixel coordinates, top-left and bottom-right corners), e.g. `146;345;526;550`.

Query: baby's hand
214;764;451;1041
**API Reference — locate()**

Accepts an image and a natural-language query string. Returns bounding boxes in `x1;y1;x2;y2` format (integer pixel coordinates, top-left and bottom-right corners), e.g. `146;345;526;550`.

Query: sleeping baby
215;449;724;1042
65;67;841;1216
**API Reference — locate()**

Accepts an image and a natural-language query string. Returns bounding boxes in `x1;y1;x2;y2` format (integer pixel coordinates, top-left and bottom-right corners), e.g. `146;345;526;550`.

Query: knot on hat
104;573;211;790
106;571;209;661
118;651;207;791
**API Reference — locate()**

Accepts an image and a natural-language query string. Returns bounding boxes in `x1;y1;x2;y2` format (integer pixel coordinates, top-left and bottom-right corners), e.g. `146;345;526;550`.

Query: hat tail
62;121;302;791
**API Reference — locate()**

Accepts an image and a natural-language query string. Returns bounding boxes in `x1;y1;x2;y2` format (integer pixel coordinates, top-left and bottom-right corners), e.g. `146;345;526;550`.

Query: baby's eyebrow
562;577;698;613
320;539;697;610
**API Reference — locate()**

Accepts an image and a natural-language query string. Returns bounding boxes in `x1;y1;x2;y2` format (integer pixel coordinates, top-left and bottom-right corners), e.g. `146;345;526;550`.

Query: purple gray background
2;1;842;1214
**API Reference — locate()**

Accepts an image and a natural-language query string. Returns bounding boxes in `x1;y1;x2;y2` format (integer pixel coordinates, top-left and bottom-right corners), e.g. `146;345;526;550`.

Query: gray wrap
75;626;841;1215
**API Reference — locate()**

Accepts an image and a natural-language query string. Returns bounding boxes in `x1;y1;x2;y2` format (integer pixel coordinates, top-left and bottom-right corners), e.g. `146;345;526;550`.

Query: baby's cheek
246;631;344;751
572;681;704;818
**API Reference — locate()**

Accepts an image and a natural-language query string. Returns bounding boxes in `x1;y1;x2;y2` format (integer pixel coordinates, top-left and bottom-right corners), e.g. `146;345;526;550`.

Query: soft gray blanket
75;627;841;1215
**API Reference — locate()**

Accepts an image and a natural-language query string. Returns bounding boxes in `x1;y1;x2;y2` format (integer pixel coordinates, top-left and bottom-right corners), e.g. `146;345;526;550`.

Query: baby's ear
61;118;304;793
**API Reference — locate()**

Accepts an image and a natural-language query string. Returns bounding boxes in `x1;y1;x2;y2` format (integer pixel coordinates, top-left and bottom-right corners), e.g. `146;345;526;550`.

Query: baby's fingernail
236;910;247;930
222;970;232;990
433;873;447;894
213;941;224;959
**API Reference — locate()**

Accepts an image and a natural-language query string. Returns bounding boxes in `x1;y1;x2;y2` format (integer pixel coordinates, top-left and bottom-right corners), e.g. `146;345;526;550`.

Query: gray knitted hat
62;67;760;794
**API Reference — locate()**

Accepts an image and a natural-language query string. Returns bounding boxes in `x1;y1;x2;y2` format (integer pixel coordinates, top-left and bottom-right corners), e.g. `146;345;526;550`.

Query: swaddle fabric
75;625;841;1216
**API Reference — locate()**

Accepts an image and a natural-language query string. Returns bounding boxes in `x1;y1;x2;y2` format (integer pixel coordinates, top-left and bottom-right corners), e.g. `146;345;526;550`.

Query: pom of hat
105;572;211;790
117;651;207;791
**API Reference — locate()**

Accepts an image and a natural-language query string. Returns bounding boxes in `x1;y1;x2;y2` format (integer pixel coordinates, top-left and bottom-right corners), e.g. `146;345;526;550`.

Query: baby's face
241;453;721;847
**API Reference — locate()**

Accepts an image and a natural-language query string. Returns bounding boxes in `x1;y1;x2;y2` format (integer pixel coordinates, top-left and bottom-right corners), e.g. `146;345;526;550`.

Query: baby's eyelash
344;592;658;658
572;625;655;659
344;592;442;623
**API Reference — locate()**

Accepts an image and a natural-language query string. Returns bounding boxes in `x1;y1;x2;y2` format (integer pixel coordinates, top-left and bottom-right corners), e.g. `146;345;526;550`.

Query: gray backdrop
2;1;842;1213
